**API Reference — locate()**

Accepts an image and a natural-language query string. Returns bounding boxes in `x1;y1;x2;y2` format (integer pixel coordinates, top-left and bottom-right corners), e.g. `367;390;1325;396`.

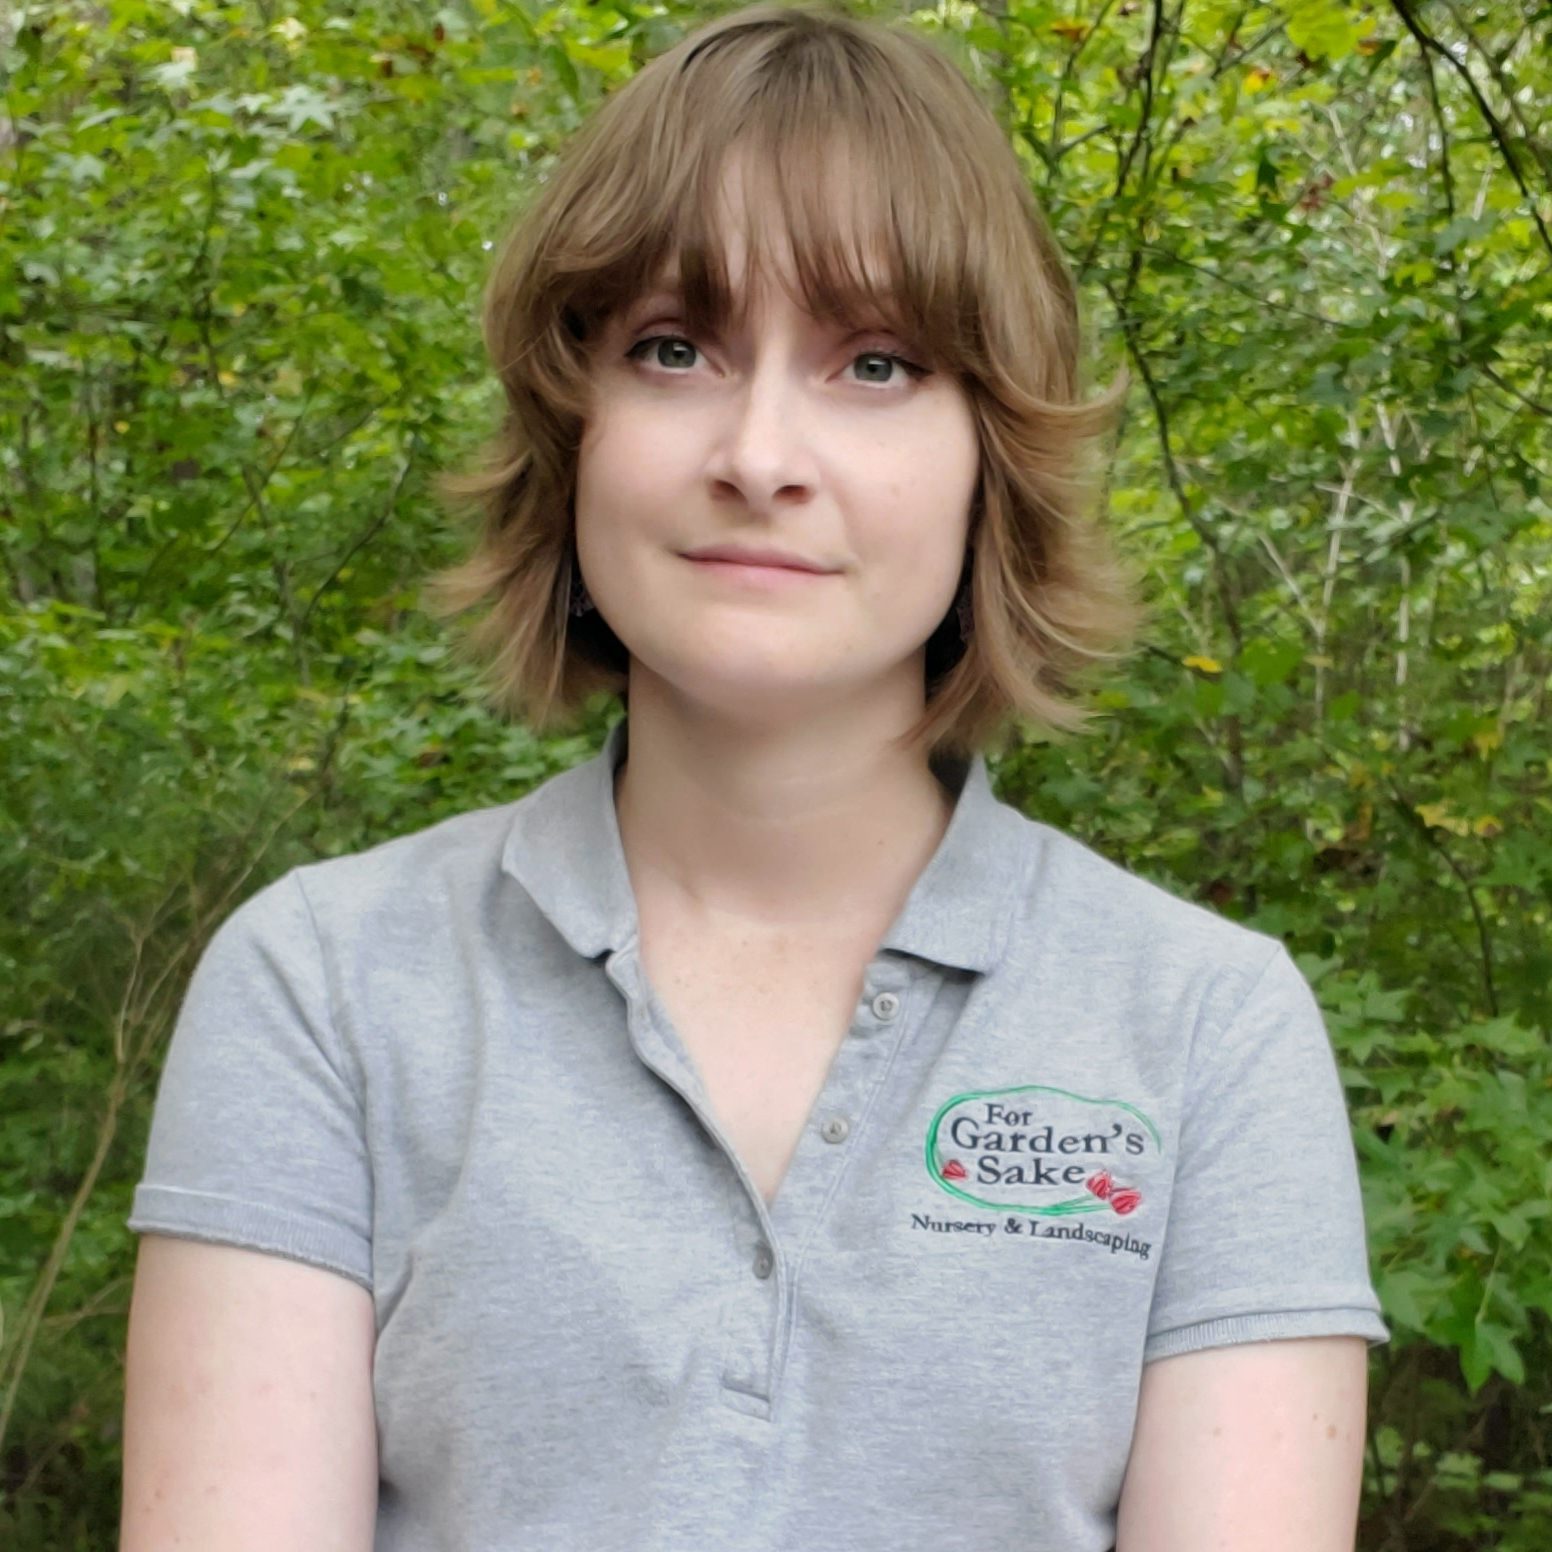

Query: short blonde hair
424;0;1143;763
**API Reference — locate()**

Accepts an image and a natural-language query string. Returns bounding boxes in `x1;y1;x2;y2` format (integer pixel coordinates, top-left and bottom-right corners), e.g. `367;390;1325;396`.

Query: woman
121;5;1390;1549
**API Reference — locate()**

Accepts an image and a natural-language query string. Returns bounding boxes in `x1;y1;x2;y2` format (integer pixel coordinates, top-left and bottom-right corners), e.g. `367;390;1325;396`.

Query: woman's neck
611;688;955;942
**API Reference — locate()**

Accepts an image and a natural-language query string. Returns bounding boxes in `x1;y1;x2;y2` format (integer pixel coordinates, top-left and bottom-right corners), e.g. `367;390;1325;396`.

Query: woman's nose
711;360;821;508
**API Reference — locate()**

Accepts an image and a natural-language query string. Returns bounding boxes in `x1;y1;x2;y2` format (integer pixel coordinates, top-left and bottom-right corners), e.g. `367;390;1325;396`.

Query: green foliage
3;0;1549;1545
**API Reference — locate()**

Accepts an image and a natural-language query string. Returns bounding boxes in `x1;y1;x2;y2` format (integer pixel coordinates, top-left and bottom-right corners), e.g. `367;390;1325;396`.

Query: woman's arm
120;1234;378;1552
1116;1336;1370;1552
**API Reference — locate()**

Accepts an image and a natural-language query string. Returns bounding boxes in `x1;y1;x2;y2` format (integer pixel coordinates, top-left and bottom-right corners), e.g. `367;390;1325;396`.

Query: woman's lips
684;556;836;586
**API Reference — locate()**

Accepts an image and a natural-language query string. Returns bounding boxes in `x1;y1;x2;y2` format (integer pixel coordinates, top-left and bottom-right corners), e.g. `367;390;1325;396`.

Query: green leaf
1285;0;1363;58
1479;1322;1527;1386
1239;636;1304;688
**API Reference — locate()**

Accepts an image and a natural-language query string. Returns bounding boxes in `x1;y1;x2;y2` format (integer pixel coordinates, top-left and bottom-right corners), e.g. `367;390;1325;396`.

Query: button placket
717;964;917;1415
720;1231;781;1407
765;978;909;1225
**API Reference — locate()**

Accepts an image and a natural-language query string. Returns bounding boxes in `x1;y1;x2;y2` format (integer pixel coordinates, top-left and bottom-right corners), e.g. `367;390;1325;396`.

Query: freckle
1327;1424;1338;1439
1212;1426;1221;1436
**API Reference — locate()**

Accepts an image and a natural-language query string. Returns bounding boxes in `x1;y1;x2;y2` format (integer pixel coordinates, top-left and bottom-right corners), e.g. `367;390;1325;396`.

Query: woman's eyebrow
627;290;902;332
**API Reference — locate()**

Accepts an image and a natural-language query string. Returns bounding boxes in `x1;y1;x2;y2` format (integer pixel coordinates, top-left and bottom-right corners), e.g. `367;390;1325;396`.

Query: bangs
649;145;941;357
559;28;985;373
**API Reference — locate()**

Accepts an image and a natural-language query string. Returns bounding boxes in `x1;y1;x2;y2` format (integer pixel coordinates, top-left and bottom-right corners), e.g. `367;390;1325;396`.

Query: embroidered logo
924;1085;1162;1219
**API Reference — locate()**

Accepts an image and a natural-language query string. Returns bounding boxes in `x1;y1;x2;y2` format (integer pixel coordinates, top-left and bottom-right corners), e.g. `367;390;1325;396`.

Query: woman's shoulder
260;795;529;940
1008;807;1285;985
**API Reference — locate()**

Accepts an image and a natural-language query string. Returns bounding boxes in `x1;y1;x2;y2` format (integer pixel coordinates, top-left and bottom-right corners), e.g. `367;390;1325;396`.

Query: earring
568;563;594;617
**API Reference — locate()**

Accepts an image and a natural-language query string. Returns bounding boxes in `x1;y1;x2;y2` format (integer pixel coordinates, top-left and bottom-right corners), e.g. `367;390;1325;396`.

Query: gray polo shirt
128;714;1389;1550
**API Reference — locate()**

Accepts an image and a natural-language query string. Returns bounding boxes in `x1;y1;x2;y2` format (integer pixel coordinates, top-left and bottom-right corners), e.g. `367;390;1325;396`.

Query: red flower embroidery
1086;1170;1114;1200
942;1159;967;1181
1110;1188;1141;1215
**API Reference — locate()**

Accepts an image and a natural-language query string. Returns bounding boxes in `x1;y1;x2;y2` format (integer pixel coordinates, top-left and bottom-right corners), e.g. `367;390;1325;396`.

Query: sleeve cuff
1144;1304;1391;1363
128;1183;373;1294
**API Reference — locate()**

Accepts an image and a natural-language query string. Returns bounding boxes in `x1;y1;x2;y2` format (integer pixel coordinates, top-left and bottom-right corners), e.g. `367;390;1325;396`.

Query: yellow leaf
1471;727;1503;754
1472;815;1502;838
1182;654;1222;674
113;419;129;433
1417;802;1471;836
217;369;238;387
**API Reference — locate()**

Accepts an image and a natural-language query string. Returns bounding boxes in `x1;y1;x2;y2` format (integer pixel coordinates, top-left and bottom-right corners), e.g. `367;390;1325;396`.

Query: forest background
2;0;1549;1546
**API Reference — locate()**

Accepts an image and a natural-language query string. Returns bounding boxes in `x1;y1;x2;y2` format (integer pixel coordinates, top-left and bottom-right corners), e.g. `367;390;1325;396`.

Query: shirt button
820;1115;851;1144
752;1244;774;1280
870;990;901;1021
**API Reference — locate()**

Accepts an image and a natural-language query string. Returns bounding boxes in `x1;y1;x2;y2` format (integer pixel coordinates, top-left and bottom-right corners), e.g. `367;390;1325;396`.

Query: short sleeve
126;869;374;1292
1142;944;1389;1362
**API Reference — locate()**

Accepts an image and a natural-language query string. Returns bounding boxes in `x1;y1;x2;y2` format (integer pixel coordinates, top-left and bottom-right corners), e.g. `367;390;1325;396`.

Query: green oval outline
924;1084;1163;1216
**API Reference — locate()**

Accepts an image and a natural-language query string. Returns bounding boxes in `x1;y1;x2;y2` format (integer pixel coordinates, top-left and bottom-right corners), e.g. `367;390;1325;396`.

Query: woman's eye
625;334;928;386
850;351;928;386
626;334;699;371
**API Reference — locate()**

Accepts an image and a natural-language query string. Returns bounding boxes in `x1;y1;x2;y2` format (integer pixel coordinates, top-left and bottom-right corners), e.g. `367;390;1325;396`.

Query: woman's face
573;172;980;728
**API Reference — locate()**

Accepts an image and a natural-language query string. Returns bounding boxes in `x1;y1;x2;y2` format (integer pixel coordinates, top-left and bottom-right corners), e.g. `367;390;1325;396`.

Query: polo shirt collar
501;716;1027;974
